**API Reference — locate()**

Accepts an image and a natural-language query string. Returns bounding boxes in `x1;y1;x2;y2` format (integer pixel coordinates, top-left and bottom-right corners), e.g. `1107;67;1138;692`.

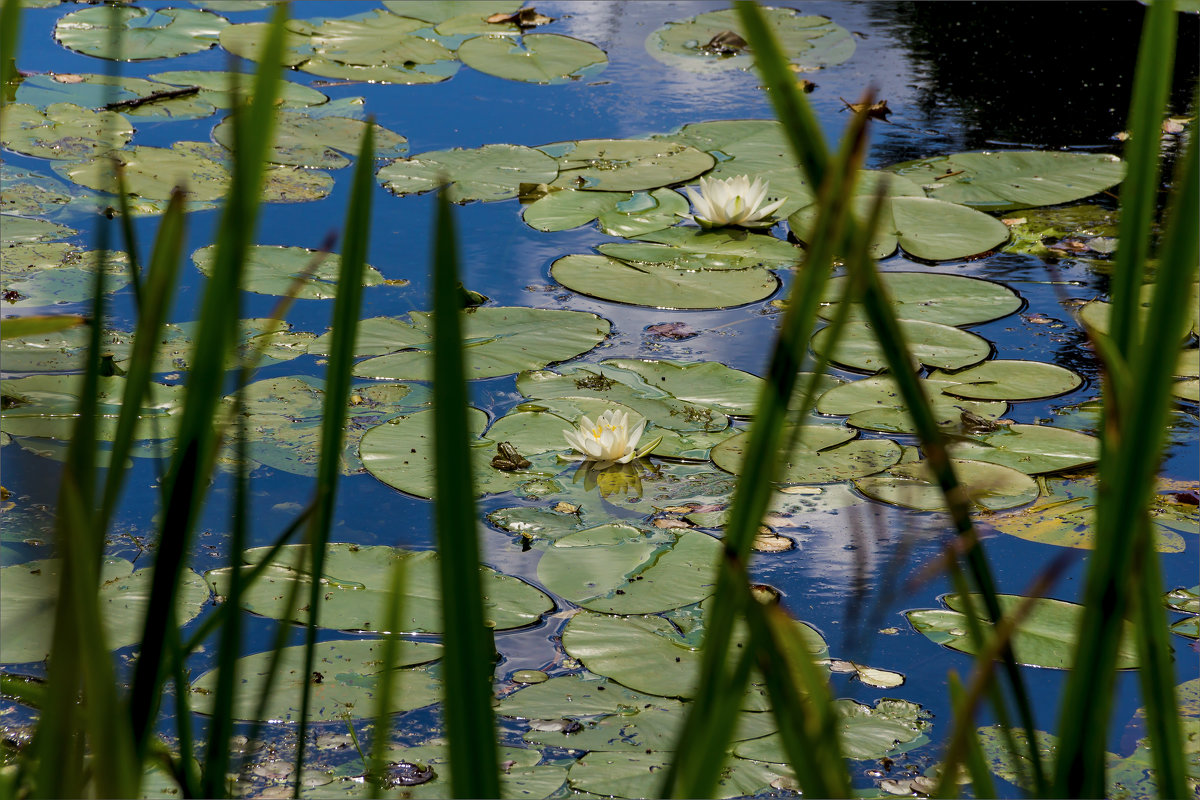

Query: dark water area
1;1;1198;796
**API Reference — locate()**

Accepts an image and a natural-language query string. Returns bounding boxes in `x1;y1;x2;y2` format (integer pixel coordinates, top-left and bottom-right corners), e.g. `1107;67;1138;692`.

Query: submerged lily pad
811;318;992;373
855;458;1039;511
551;254;779;310
928;360;1084;402
190;638;442;721
733;698;930;761
0;558;208;664
192;244;386;299
344;307;610;381
545;139;714;192
204;543;553;633
55;6;229;61
712;424;902;484
887;151;1126;212
946;423;1100;475
647;7;854;73
460;33;607;83
378;144;559;202
0;103;133;160
213;111;408;169
820;272;1022;327
907;593;1138;670
536;524;721;613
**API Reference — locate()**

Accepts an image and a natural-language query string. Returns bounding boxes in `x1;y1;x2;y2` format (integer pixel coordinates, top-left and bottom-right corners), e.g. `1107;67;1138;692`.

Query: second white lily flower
685;174;786;228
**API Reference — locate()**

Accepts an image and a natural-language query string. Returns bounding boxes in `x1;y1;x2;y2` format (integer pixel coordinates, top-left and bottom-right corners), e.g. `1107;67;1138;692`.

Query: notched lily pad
55;6;229;61
192;244;386;299
712;424;902;484
378;144;559;203
819;272;1022;328
855;458;1039;511
734;698;930;761
811;318;992;373
460;33;607;84
946;423;1100;475
0;103;133;160
546;139;714;192
214;111;408;169
521;188;688;236
929;360;1084;402
551;254;779;310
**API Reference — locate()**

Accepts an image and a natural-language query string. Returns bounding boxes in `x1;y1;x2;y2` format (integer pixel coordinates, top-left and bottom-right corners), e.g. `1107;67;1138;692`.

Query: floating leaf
598;358;764;418
305;9;453;66
946;423;1100;475
545;139;713;191
0;558;207;663
647;7;854;73
205;544;553;633
459;33;607;83
929;360;1084;402
192;244;386;299
855;458;1039;511
521;188;688;236
148;69;329;111
569;751;787;800
213;111;407;169
497;673;674;719
551;254;779;310
816;375;1008;434
383;1;524;25
811;318;992;373
712;424;901;484
56;142;231;201
1077;280;1200;340
190;639;442;721
597;226;800;271
344;307;610;380
734;699;929;761
0;216;76;244
887;151;1126;212
907;593;1138;670
1;373;182;445
1;166;73;216
378;144;559;202
537;524;721;613
55;6;229;61
0;103;133;160
820;272;1022;327
487;506;587;542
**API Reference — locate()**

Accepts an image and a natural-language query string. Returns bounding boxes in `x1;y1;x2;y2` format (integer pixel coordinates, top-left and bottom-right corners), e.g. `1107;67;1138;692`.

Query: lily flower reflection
684;174;785;228
562;409;658;470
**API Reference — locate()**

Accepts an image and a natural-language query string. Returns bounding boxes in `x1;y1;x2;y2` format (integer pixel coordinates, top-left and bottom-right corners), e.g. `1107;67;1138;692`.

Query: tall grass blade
0;0;19;117
431;190;501;799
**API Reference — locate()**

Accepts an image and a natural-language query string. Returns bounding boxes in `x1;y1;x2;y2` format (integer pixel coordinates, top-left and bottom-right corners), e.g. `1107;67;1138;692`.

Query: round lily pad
855;458;1039;511
14;73;204;122
816;376;1008;432
192;244;386;299
820;272;1022;327
545;139;714;192
1;373;182;444
0;216;76;244
378;144;559;202
569;751;787;800
946;423;1100;475
1076;280;1200;341
537;524;721;613
887;151;1126;212
57;142;230;202
213;111;408;169
487;506;587;542
55;6;229;61
2;243;131;307
733;698;929;761
611;226;801;267
522;188;688;236
459;33;607;83
345;307;610;381
204;543;553;633
929;360;1084;401
190;638;443;721
599;358;764;418
711;424;902;484
383;1;524;24
148;69;329;111
551;254;779;310
811;318;992;373
1;166;72;216
497;673;674;719
906;593;1138;670
0;103;133;160
305;9;453;66
646;7;854;73
0;558;208;664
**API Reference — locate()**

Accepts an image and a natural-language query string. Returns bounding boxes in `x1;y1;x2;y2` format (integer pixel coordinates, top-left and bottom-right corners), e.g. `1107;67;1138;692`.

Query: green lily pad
887;151;1126;212
791;194;1010;262
0;103;133;160
378;144;559;202
0;216;76;244
0;558;208;664
516;365;729;433
811;318;992;373
498;673;675;719
301;55;461;85
459;33;607;83
712;424;902;484
987;475;1192;552
487;506;589;542
537;524;720;614
647;7;854;74
1077;280;1200;341
1;373;182;445
820;272;1022;327
562;607;827;709
946;423;1100;475
597;232;800;273
359;407;561;499
192;244;386;299
544;139;714;192
204;543;553;633
1;166;73;216
344;307;610;381
551;254;779;310
56;142;231;202
855;458;1039;511
597;358;764;417
522;188;688;236
148;69;329;112
190;638;442;722
213;111;407;169
14;73;206;122
907;593;1139;670
816;375;1008;434
382;1;524;24
929;360;1084;401
305;9;453;66
1;243;131;307
55;6;229;61
218;19;331;67
734;698;930;761
569;752;787;800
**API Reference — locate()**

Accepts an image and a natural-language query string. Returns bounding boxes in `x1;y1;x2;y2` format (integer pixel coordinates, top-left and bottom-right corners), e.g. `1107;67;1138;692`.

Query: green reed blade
0;315;85;339
113;165;144;307
945;672;996;800
0;0;20;118
432;190;501;799
294;121;374;796
369;557;408;799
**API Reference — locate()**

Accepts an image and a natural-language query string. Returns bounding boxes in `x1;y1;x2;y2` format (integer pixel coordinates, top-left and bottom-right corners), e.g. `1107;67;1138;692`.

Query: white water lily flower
685;174;786;228
562;409;659;469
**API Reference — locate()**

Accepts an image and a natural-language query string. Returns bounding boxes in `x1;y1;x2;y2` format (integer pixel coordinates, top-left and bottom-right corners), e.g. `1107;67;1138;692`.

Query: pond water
1;1;1198;797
